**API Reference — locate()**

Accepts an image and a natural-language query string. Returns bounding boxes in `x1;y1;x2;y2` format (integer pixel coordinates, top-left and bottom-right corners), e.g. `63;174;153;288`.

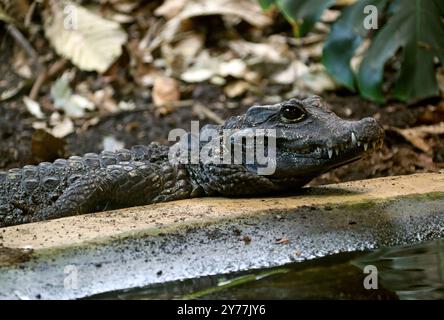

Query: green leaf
323;0;389;91
275;0;335;36
357;0;444;102
258;0;275;10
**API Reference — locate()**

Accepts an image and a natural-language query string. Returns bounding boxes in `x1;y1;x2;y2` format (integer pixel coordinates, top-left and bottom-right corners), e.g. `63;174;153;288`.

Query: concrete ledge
0;173;443;299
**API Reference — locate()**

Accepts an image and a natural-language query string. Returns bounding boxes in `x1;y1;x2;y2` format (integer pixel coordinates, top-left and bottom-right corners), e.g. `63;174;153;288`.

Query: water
91;238;444;300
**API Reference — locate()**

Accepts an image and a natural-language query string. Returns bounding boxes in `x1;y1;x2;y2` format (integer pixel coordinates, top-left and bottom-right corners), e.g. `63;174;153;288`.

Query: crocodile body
0;97;384;227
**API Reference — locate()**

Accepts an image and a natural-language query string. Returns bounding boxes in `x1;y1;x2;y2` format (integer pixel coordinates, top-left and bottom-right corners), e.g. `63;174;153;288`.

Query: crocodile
0;96;384;227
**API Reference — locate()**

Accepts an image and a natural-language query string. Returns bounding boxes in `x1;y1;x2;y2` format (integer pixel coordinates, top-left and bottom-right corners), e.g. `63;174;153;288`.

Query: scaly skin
0;96;384;227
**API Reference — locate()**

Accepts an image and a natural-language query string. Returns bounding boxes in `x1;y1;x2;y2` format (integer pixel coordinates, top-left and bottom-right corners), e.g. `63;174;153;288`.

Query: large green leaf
323;0;389;91
275;0;335;36
260;0;444;102
357;0;444;102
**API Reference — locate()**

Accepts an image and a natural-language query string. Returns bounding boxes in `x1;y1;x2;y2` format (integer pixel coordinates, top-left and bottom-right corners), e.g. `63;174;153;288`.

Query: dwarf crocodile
0;96;384;227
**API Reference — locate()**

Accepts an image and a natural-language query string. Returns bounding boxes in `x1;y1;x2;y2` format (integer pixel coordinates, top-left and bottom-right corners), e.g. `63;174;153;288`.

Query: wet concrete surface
0;173;443;299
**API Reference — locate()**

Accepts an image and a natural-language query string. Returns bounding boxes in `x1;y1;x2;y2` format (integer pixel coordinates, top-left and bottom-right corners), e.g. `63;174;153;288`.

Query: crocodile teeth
351;132;357;145
328;149;333;159
372;141;378;149
334;148;340;156
357;140;361;147
364;143;368;151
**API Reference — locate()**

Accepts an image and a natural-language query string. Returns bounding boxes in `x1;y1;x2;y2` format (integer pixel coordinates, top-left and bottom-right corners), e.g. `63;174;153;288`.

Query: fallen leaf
417;102;444;125
152;76;181;107
298;64;337;94
90;86;118;113
162;32;204;73
181;51;248;83
275;237;290;245
219;59;247;78
12;50;32;79
112;1;140;13
278;63;336;93
49;115;75;138
391;123;444;153
118;100;136;111
181;67;215;83
224;80;249;98
180;51;219;82
272;60;306;85
228;37;290;64
23;96;45;119
159;0;271;43
50;75;95;118
44;0;127;73
155;0;188;19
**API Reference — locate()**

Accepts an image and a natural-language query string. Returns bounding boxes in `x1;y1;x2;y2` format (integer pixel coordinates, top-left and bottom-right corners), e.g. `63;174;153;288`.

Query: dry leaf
417;102;444;125
272;60;306;85
90;86;118;113
50;75;95;118
298;64;337;94
275;237;290;245
23;96;45;119
44;0;127;73
228;37;290;64
224;80;249;98
391;123;444;153
159;0;271;43
152;76;181;107
219;59;247;78
162;32;204;73
181;51;248;83
12;50;32;79
180;51;219;82
155;0;188;20
181;66;215;82
273;62;336;93
50;115;75;138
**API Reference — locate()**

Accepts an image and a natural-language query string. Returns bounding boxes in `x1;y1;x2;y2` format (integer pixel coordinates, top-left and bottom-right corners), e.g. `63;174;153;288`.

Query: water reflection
91;239;444;300
353;239;444;299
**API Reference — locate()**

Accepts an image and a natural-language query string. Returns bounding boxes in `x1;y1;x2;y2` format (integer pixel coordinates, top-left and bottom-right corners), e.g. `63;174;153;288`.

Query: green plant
260;0;444;103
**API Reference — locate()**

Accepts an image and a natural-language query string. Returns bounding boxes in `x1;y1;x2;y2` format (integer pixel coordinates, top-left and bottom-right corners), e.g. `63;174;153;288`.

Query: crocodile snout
352;117;385;151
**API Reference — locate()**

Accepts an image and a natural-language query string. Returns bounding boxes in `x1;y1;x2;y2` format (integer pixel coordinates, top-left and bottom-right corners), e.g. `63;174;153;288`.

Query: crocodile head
202;96;384;193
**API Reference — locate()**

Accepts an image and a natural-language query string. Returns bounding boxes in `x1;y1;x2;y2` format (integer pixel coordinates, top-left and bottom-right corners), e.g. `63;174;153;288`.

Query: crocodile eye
280;103;306;123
